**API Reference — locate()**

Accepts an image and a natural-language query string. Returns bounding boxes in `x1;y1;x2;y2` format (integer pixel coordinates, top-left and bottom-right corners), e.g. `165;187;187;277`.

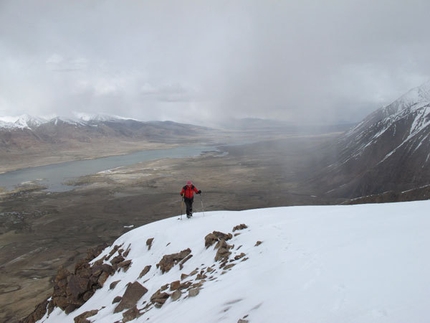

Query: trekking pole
200;193;205;216
181;197;184;220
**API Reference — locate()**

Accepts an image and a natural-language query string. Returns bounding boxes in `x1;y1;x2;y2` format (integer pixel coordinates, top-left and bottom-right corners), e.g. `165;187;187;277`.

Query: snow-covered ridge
0;113;134;130
33;201;430;323
346;80;430;137
13;114;47;129
73;112;133;123
391;79;430;113
341;81;430;160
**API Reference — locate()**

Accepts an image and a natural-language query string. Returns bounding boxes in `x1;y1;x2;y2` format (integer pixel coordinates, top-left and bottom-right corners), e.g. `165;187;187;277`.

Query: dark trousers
184;197;194;216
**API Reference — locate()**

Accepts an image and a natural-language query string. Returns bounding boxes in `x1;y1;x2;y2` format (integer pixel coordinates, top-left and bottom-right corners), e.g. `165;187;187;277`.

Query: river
0;145;215;192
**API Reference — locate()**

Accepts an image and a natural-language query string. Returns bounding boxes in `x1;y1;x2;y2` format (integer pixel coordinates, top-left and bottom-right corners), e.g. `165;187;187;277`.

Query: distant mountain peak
399;80;430;104
14;114;47;129
72;112;126;122
380;80;430;117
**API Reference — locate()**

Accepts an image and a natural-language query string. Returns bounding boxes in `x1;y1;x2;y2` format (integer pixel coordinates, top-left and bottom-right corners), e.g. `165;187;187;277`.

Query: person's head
186;180;192;186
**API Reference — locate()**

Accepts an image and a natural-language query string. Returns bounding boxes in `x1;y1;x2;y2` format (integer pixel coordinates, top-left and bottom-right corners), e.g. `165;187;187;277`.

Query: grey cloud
140;83;199;103
1;0;430;126
46;54;89;72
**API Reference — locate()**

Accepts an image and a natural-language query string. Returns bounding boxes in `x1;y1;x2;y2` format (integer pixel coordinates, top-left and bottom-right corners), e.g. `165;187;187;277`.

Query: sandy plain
0;133;344;322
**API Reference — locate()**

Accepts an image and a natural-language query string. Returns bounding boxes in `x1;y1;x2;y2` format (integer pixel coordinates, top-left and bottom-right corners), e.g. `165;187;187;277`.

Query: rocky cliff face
312;81;430;198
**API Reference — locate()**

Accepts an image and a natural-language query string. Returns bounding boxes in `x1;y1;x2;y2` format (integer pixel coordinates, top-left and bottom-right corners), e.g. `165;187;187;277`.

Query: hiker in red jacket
180;180;201;218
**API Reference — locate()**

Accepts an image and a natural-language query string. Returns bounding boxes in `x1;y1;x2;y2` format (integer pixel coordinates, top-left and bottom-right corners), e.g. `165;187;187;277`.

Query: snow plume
34;200;430;323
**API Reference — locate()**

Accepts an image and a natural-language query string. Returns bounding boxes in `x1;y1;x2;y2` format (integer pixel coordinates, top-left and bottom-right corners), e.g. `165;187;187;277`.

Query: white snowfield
38;200;430;323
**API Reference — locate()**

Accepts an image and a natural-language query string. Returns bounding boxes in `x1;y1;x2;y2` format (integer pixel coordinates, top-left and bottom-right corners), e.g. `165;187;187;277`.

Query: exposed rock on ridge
22;224;256;323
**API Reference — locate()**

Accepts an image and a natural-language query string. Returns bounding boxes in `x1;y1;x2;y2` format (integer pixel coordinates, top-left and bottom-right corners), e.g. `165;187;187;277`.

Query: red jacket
180;184;199;199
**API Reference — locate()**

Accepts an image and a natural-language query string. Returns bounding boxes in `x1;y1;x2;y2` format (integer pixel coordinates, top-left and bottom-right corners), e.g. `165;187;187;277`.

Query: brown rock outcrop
146;238;154;250
156;248;192;273
214;239;232;262
234;253;246;260
169;280;181;291
51;258;115;314
205;231;233;248
188;288;200;297
114;281;148;313
112;296;122;304
170;290;182;301
21;245;110;323
117;259;132;272
233;224;248;232
110;255;125;270
73;309;98;323
109;280;121;290
106;244;122;261
179;253;193;269
122;306;140;322
150;289;170;308
139;265;151;278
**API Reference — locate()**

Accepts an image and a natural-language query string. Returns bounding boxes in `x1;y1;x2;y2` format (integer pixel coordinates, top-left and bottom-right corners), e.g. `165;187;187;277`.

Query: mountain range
0;114;209;142
0;114;214;171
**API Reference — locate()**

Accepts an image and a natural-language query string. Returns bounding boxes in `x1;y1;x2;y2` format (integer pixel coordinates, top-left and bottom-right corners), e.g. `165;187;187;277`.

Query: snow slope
36;200;430;323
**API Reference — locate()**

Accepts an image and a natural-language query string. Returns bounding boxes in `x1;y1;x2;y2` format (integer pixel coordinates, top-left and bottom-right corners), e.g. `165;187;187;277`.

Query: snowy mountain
0;119;13;129
0;113;128;130
25;200;430;323
342;80;430;159
13;114;48;129
74;112;131;123
313;81;430;199
0;114;48;129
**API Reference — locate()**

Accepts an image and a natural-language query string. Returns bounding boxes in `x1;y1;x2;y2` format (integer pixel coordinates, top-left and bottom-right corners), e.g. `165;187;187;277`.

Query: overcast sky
1;0;429;126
